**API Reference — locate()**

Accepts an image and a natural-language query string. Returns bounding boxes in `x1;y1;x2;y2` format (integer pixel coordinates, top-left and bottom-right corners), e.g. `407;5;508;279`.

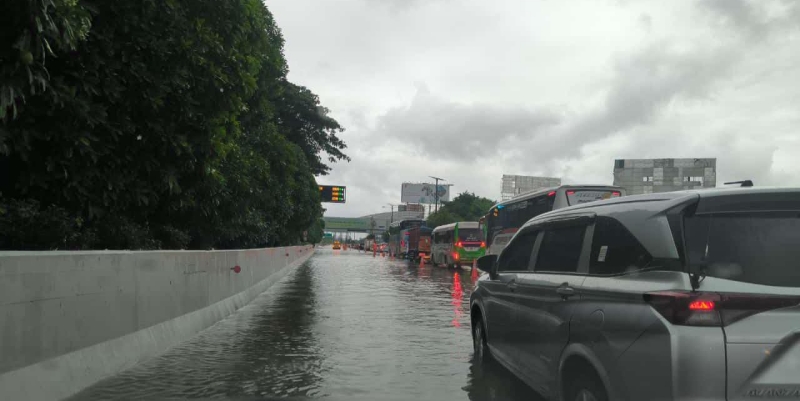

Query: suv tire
472;317;490;363
565;370;608;401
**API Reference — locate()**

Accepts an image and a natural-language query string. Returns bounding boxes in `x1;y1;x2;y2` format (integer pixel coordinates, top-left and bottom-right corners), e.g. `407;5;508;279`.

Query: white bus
483;185;625;255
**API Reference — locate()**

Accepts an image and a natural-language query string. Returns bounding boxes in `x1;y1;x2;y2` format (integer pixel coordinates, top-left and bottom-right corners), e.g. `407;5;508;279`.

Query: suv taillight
644;291;800;327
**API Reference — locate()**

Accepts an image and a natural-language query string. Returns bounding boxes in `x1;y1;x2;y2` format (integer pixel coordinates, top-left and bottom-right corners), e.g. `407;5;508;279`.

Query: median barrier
0;245;314;400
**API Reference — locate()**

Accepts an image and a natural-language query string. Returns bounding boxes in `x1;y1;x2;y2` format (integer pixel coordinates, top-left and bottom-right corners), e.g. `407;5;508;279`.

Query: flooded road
70;248;542;401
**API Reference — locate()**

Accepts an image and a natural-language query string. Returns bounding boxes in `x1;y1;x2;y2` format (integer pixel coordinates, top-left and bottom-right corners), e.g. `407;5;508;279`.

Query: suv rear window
684;212;800;287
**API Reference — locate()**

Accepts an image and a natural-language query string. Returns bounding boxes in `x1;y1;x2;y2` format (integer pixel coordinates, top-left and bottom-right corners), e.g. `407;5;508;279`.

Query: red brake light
689;300;715;311
547;191;556;197
612;191;621;197
456;241;462;248
566;190;575;196
480;241;486;248
645;291;800;327
453;252;459;260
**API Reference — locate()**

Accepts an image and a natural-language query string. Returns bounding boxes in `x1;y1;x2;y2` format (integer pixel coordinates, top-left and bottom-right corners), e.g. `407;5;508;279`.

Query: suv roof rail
724;180;754;187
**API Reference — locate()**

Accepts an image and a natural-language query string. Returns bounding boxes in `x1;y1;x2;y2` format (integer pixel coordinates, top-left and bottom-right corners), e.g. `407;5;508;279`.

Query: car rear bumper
614;320;727;400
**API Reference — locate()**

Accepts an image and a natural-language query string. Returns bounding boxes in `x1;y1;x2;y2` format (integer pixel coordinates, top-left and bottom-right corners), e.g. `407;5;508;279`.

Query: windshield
684;212;800;287
458;228;482;242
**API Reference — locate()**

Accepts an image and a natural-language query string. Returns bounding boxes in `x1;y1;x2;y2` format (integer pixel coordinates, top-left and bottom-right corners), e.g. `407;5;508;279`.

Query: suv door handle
556;286;575;299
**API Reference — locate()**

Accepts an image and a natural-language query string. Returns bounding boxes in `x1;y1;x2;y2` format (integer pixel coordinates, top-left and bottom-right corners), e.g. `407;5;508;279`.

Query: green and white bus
431;221;486;268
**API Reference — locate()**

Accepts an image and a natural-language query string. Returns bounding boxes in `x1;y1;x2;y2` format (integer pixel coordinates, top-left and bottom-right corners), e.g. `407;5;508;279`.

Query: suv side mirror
476;254;498;278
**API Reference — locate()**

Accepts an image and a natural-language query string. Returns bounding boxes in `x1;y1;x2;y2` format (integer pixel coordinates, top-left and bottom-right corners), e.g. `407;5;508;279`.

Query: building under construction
501;175;561;200
613;158;717;195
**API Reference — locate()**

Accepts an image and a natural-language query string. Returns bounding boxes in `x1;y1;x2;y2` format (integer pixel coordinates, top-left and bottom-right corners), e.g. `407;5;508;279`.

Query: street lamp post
383;203;398;224
429;176;446;213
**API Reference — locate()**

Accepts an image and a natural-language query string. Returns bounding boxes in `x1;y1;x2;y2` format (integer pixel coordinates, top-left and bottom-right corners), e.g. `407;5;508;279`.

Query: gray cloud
377;86;562;161
270;0;800;216
701;0;800;41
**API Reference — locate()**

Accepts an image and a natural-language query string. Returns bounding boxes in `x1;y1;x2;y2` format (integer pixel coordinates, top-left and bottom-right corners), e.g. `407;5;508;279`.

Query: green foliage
364;234;375;240
381;231;390;242
306;218;325;244
426;192;495;229
426;209;462;229
0;0;347;250
1;0;92;122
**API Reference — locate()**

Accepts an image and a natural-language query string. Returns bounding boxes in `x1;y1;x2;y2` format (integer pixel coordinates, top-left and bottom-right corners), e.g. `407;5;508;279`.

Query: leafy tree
381;231;390;243
364;233;375;240
426;192;495;229
1;0;92;122
0;0;347;250
426;209;462;229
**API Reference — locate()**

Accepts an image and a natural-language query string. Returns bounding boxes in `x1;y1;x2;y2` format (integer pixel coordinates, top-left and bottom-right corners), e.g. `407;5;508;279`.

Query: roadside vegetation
0;0;346;250
426;192;495;229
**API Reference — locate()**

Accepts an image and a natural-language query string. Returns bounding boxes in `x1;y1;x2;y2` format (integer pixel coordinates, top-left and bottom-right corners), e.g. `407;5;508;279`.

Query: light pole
429;176;446;213
383;203;398;224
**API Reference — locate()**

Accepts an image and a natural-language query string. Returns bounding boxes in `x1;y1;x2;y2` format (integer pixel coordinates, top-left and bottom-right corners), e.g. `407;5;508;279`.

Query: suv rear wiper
689;263;708;291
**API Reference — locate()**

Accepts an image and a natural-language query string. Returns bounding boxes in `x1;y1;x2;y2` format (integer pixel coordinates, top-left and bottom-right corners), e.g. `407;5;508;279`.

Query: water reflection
452;272;464;328
69;263;326;400
464;359;544;401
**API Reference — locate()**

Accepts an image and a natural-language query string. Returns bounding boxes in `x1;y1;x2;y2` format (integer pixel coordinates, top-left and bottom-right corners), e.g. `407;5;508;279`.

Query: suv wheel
472;318;490;363
565;371;607;401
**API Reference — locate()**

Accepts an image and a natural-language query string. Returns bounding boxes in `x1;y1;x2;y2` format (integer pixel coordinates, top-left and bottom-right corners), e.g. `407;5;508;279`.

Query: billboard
401;183;450;204
398;204;425;212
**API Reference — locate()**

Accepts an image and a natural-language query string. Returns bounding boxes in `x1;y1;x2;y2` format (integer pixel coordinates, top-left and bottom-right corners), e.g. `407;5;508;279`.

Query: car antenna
724;180;754;187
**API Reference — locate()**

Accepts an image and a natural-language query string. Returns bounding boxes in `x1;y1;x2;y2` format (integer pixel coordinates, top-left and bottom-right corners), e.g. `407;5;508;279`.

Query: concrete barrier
0;245;314;401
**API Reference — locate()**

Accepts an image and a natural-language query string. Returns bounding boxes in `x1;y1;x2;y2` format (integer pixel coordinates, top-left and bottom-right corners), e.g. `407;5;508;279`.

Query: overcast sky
269;0;800;217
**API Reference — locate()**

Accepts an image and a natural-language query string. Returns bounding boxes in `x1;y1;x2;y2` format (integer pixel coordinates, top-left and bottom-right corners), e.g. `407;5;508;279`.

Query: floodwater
70;248;542;401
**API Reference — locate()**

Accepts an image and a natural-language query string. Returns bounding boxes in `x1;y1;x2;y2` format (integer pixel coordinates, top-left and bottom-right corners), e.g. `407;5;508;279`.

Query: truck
387;219;425;258
405;226;433;263
363;238;375;252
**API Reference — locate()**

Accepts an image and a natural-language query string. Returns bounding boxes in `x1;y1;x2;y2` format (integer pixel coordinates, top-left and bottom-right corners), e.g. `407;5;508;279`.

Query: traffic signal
493;208;498;217
319;185;346;203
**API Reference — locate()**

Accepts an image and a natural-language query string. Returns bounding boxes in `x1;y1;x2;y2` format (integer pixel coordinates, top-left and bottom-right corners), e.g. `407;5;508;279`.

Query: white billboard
401;183;451;204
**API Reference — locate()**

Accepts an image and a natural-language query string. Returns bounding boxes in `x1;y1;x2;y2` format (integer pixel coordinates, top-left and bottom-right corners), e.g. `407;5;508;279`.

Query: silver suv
470;187;800;401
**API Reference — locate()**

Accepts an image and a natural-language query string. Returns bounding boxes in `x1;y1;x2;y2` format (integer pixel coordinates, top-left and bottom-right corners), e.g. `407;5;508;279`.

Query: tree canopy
0;0;347;250
426;192;495;229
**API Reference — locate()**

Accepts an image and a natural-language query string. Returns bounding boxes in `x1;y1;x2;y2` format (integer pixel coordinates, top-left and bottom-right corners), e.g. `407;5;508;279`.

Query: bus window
458;228;482;242
566;189;621;205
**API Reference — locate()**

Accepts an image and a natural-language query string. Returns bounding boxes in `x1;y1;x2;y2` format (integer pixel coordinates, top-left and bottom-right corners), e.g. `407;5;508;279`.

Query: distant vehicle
388;219;424;257
471;187;800;401
431;222;485;268
405;226;433;262
482;185;624;256
332;240;341;250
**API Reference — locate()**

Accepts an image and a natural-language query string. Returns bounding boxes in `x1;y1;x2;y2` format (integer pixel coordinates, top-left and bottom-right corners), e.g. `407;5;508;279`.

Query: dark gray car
470;187;800;401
